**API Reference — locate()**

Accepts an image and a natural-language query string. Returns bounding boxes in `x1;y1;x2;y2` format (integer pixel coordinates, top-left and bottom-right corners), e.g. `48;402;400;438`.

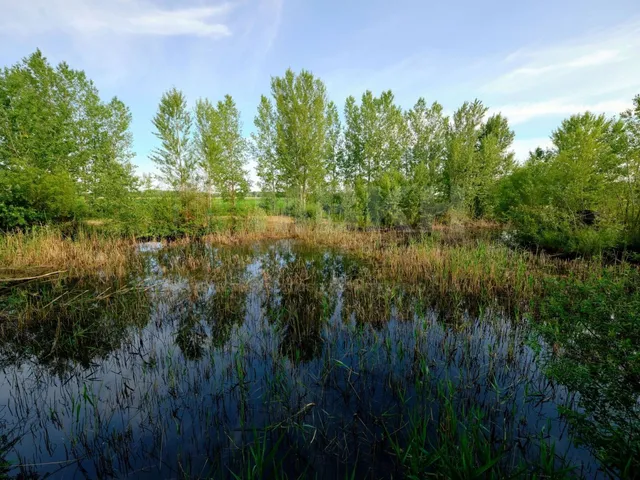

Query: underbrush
534;268;640;477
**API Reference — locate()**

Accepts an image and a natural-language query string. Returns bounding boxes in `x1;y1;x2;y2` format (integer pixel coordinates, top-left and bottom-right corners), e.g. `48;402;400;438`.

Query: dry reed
0;218;609;302
0;228;138;279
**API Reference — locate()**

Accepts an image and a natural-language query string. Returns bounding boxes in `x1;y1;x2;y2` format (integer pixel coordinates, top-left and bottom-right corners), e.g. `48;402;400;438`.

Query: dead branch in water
0;270;66;283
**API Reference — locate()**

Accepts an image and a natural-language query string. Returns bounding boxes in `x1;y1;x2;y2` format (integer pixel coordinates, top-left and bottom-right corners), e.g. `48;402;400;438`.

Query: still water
0;241;601;478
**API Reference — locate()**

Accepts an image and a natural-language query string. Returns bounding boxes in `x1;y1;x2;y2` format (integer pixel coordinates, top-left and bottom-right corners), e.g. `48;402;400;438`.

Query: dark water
0;241;602;478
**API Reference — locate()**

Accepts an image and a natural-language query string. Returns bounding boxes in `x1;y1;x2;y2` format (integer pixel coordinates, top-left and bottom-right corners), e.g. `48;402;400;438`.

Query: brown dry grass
0;228;138;280
0;217;607;305
293;222;606;306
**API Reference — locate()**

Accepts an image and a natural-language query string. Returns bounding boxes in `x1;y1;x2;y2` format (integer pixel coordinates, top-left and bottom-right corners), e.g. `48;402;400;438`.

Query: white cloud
511;137;554;162
493;98;631;125
0;0;233;38
475;20;640;131
483;20;640;98
486;49;624;93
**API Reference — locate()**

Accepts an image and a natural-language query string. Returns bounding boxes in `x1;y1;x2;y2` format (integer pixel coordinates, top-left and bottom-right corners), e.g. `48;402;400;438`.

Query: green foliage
537;268;640;476
150;88;197;200
444;101;514;218
495;109;639;256
252;95;281;207
0;165;84;229
0;50;136;229
619;95;640;249
270;69;330;205
324;100;343;197
342;90;407;224
195;95;249;207
1;50;638;258
338;94;514;227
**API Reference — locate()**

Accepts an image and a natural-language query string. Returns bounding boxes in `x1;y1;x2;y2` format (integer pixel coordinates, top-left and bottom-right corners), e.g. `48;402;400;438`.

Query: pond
0;240;603;478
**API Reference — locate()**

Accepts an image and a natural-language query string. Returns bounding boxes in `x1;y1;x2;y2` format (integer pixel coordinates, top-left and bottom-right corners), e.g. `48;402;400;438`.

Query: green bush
0;167;85;230
536;268;640;476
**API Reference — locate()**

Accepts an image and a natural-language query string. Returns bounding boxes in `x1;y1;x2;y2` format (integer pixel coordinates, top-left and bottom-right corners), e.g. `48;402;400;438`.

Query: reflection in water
0;241;603;478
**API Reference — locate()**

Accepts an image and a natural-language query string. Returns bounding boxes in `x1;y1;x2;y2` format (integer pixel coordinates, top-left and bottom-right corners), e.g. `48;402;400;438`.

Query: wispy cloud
483;20;640;98
477;19;640;131
0;0;234;38
485;49;625;94
492;98;631;125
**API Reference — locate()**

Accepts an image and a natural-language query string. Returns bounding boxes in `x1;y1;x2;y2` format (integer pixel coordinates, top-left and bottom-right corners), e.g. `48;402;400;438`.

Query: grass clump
0;227;138;279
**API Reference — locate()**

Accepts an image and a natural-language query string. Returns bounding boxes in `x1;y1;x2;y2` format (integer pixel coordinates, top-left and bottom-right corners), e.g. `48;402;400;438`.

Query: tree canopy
0;50;136;229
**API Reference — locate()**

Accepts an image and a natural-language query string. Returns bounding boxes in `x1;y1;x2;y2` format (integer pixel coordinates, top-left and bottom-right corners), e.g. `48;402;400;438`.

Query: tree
271;69;329;207
443;100;514;218
620;95;640;247
324;101;343;193
194;98;221;208
342;90;407;224
196;95;249;209
0;50;137;229
472;113;515;217
342;95;363;184
150;88;197;209
551;112;623;215
404;98;448;184
83;97;138;217
321;101;344;216
402;99;449;226
252;95;280;212
344;90;406;186
496;112;626;255
443;100;487;212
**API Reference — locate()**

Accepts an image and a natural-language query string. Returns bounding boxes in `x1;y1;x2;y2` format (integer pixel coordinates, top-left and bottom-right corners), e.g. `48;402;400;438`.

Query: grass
0;216;621;312
0;227;139;279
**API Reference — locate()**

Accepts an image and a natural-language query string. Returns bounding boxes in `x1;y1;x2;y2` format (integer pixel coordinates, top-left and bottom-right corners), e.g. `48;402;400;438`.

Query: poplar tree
271;69;329;207
324;101;343;194
196;95;249;208
150;88;197;207
252;95;280;211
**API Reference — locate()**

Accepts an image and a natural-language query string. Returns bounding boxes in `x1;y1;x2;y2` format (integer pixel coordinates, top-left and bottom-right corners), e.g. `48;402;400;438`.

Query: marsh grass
0;217;612;307
0;227;139;279
0;219;637;478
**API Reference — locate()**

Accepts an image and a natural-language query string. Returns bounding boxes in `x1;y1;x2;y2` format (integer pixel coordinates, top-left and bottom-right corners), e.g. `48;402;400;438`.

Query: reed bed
0;217;619;306
293;223;612;310
0;228;141;280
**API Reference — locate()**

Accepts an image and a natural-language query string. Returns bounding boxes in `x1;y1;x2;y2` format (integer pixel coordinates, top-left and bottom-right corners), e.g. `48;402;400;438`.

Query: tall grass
0;227;138;279
294;222;613;310
0;217;622;312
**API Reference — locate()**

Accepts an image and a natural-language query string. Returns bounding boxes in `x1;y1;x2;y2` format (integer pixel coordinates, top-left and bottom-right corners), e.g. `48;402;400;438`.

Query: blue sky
1;0;640;185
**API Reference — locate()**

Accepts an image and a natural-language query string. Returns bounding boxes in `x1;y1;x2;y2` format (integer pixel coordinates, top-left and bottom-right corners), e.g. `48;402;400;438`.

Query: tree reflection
261;248;341;363
165;249;251;360
0;279;150;374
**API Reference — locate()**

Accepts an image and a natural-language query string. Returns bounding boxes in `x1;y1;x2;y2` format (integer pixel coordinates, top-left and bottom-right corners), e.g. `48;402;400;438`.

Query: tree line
1;51;639;255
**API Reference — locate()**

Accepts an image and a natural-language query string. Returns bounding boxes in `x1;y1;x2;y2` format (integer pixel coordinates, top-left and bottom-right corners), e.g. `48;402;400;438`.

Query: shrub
536;268;640;476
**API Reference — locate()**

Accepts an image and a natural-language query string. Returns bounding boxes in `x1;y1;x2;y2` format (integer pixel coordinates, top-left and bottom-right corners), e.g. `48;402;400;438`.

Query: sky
1;0;640;186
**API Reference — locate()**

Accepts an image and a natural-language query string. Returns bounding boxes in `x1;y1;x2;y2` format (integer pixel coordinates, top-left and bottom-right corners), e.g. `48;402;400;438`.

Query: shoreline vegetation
1;214;634;314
